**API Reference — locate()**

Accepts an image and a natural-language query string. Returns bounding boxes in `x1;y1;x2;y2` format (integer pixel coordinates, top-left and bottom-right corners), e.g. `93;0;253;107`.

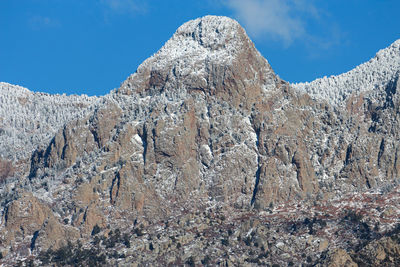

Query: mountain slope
293;39;400;106
0;82;99;161
1;16;400;266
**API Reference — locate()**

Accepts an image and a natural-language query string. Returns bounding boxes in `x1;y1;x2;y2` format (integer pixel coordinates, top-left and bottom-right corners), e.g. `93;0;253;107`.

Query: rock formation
1;16;400;266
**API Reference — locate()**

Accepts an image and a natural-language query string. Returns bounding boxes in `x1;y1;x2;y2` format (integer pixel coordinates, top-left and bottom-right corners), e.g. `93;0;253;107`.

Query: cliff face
1;16;400;266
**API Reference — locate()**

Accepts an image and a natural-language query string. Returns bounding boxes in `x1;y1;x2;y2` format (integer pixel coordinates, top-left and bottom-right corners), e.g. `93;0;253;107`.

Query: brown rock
353;235;400;266
35;216;80;250
3;193;51;244
325;249;357;267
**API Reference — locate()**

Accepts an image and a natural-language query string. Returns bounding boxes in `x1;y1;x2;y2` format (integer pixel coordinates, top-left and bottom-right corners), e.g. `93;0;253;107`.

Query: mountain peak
118;16;277;101
172;15;242;51
143;15;248;71
151;15;248;66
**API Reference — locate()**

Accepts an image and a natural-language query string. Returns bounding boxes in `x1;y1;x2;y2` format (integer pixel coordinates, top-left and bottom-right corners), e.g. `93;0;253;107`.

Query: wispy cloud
100;0;147;15
224;0;320;46
29;16;60;30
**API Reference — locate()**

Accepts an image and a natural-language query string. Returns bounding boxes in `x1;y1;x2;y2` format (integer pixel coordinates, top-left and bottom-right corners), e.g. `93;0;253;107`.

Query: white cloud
100;0;147;15
29;16;60;30
225;0;318;45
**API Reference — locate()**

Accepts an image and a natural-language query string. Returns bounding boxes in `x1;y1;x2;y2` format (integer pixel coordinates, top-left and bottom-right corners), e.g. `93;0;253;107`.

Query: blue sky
1;0;399;95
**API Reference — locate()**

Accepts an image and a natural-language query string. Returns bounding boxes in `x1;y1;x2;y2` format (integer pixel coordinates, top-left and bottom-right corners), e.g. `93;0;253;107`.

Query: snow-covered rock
1;15;400;266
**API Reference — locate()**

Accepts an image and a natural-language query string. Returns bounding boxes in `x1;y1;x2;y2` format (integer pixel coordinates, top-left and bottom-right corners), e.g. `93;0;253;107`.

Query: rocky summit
1;16;400;266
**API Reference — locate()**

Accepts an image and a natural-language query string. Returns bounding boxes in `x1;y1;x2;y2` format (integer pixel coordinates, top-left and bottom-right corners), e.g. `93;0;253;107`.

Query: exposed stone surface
324;249;357;267
352;235;400;266
1;15;400;266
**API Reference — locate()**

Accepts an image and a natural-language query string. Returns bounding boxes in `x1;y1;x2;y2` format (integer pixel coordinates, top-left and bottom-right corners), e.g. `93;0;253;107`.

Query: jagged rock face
1;193;79;253
323;249;357;267
1;15;400;265
103;17;284;210
352;235;400;266
119;16;277;109
29;102;122;177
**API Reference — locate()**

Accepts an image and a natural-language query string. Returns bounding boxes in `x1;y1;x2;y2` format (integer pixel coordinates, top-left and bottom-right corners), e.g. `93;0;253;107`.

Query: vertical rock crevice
110;172;121;205
377;138;385;167
251;124;261;207
140;124;149;166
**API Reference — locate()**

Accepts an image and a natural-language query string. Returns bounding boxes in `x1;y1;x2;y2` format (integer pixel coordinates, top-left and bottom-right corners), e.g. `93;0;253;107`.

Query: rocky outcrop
0;193;78;256
1;15;400;266
119;16;278;110
0;158;14;183
353;235;400;266
3;193;51;244
324;249;357;267
29;101;122;176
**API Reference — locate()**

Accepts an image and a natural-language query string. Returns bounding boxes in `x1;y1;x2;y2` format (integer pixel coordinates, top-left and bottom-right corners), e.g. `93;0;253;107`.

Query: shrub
91;224;101;236
123;233;131;248
244;236;252;246
186;256;195;267
344;210;363;223
201;255;211;265
38;240;106;266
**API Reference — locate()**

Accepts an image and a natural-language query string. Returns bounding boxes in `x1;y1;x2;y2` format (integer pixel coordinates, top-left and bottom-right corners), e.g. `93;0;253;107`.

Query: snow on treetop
292;39;400;106
0;82;99;160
